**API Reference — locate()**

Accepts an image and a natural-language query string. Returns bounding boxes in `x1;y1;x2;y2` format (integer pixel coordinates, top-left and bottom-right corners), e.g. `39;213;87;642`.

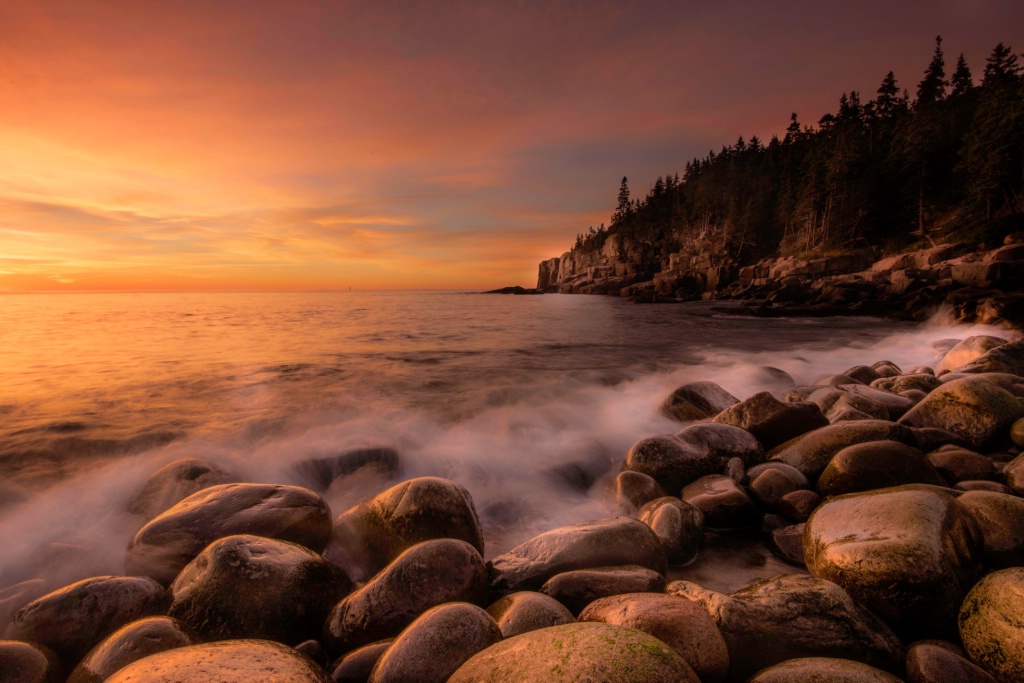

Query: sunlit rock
126;458;239;521
538;565;664;616
959;567;1024;682
898;376;1024;451
68;616;198;683
749;657;904;683
485;592;574;639
105;640;331;682
635;496;703;565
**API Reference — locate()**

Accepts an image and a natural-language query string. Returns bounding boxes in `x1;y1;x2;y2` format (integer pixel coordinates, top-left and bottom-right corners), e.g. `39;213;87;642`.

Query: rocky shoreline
523;234;1024;329
3;335;1024;681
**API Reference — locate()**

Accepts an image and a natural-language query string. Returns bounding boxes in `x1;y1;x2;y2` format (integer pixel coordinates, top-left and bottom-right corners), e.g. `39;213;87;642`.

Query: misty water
0;291;1008;614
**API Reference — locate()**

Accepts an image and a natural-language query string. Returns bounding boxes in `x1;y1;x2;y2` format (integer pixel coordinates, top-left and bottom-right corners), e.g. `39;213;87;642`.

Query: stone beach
3;334;1024;682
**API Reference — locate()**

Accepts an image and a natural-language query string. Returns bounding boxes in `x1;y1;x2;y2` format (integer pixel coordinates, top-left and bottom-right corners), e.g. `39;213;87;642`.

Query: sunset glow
1;0;1019;290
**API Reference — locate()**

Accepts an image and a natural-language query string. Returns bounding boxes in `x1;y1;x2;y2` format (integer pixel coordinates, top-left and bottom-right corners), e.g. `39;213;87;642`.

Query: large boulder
681;475;761;528
713;392;828;449
668;574;903;681
611;471;666;514
331;641;392;683
957;491;1024;569
7;576;168;665
1005;453;1024;495
927;447;997;484
660;381;739;421
485;592;574;639
898;377;1024;451
749;657;904;683
125;483;333;584
905;641;998;683
956;339;1024;376
538;565;664;616
872;374;942;395
127;458;238;520
816;441;946;497
804;485;983;633
579;592;729;683
936;336;1009;374
323;538;488;656
748;463;808;511
834;384;916;420
809;387;890;422
636;496;704;565
68;616;199;683
332;476;484;580
448;622;699;683
488;517;666;595
621;423;764;494
959;567;1024;682
105;640;331;682
167;535;351;644
0;641;62;683
769;420;917;480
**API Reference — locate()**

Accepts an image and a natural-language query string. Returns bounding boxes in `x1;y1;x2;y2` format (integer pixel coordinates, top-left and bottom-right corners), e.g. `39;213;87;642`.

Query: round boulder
1004;453;1024;495
168;534;351;644
1012;417;1024;448
927;447;997;484
368;603;501;683
660;381;739;421
958;567;1024;682
749;657;904;682
485;592;574;639
816;441;946;497
68;616;198;683
612;471;666;514
105;639;331;682
899;376;1024;451
681;475;760;529
905;641;997;683
538;565;664;616
749;465;806;511
935;336;1008;374
448;622;699;683
0;640;62;683
125;483;333;585
331;640;392;683
636;496;704;565
778;489;821;523
713;392;828;450
127;458;238;520
957;490;1024;569
770;420;917;480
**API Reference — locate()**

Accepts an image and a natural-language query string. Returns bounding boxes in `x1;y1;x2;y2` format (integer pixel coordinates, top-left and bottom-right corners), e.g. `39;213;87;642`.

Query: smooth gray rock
905;641;997;683
612;471;665;514
681;475;760;529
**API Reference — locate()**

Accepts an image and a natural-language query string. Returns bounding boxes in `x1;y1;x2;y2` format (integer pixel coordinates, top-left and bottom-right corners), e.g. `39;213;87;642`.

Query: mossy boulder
105;640;331;682
958;567;1024;682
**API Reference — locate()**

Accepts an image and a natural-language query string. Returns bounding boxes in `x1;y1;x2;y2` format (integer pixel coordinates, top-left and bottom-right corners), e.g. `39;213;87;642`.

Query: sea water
0;290;1008;606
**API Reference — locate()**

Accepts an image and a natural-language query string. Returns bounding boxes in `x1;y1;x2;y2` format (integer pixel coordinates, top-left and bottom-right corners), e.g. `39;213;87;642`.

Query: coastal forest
574;38;1024;262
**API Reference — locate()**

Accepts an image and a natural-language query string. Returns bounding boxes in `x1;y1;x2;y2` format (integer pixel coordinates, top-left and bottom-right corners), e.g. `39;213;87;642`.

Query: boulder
805;485;983;633
125;483;333;585
779;490;821;523
713;392;828;449
681;475;761;528
770;420;919;480
488;517;666;595
368;603;501;683
957;490;1024;569
635;496;704;565
912;427;971;452
749;657;904;682
68;617;199;683
579;592;729;683
749;465;806;511
485;592;574;638
7;576;168;665
127;458;238;520
323;538;488;655
293;640;327;669
331;640;392;683
872;361;903;378
105;640;331;682
539;565;664;616
905;641;998;683
611;471;665;514
771;523;807;565
1012;417;1024;448
835;384;916;420
448;622;699;683
0;640;62;683
816;441;946;497
668;574;903;681
956;338;1024;376
290;447;400;492
958;567;1024;682
845;365;882;384
810;387;890;422
872;374;942;395
1004;453;1024;495
955;481;1012;494
898;377;1024;451
660;381;739;421
168;535;351;644
927;447;997;484
332;476;484;580
935;336;1008;374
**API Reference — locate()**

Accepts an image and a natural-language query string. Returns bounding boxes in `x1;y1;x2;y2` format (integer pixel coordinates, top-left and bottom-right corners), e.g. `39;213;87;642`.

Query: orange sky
1;1;1021;290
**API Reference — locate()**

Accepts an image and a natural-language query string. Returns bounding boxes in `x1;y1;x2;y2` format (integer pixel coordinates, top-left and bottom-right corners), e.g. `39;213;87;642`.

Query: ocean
0;290;1004;604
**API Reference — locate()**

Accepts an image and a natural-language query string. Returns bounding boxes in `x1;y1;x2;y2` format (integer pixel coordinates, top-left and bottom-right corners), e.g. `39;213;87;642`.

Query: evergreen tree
982;42;1022;85
916;36;948;108
950;53;974;97
612;176;631;224
875;72;901;119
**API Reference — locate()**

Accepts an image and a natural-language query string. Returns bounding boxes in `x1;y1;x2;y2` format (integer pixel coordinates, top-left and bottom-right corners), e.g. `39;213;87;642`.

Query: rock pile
3;333;1024;681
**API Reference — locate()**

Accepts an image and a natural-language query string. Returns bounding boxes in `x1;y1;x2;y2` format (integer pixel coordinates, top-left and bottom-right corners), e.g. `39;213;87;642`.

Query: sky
0;1;1021;291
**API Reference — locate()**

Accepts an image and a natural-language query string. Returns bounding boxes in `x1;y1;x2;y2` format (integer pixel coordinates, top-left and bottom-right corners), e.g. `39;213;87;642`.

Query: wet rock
805;485;983;633
872;374;942;394
659;381;739;421
125;483;333;585
955;480;1012;494
0;640;62;683
810;387;891;422
636;496;704;565
7;576;168;665
779;489;821;522
682;475;761;528
611;471;665;514
127;458;238;520
294;640;327;669
105;639;332;682
168;534;351;644
753;366;796;393
713;392;828;449
746;461;809;487
771;523;807;565
958;567;1024;682
488;517;666;595
331;640;392;683
749;657;904;682
725;456;745;482
956;338;1024;376
1004;453;1024;495
872;360;903;378
332;476;484;580
579;592;729;683
837;384;917;420
68;616;199;683
912;427;970;453
668;574;903;681
845;365;882;384
291;447;400;492
485;592;574;638
1012;417;1024;448
935;336;1008;374
899;376;1024;451
927;447;997;484
323;538;488;655
539;565;664;616
816;441;946;497
770;420;918;480
957;490;1024;569
749;465;806;511
816;373;865;386
0;579;49;631
448;622;699;683
905;641;997;683
368;603;500;683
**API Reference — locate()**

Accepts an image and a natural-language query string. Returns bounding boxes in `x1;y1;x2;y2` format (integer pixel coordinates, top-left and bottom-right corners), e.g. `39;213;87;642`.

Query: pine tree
916;36;948;108
982;42;1022;85
875;72;901;119
784;113;801;143
950;53;974;97
612;176;631;224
